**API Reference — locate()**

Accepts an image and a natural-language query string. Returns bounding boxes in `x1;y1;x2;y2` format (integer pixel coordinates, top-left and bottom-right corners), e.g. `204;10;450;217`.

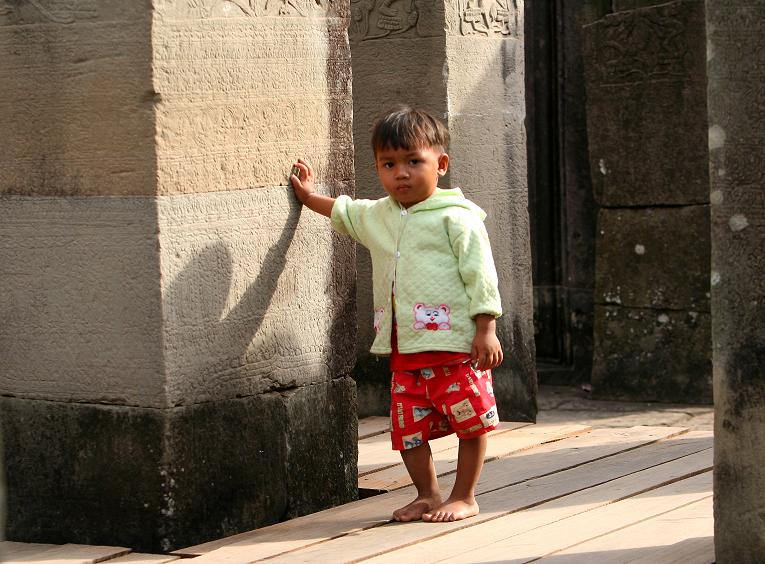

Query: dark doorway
525;1;608;386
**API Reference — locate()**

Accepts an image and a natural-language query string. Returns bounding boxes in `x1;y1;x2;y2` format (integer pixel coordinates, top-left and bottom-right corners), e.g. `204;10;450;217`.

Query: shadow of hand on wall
161;191;304;405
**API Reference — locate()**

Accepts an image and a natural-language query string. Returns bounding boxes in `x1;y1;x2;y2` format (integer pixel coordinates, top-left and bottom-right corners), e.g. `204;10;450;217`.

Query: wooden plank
543;496;714;564
362;424;691;494
0;542;59;560
360;423;592;491
3;544;131;564
191;430;709;563
104;554;180;564
358;421;532;477
174;427;691;559
178;427;668;558
363;450;712;564
358;416;391;440
447;473;712;564
631;537;715;564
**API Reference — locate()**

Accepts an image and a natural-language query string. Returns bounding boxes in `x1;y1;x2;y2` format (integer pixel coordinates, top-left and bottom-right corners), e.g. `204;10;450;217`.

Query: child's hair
371;106;450;155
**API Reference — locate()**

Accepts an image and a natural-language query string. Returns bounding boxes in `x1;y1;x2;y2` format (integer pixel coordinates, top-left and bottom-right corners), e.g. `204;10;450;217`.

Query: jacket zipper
387;205;409;350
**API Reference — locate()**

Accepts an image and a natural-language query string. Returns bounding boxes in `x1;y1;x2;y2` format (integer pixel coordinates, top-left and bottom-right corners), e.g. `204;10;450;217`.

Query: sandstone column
584;0;712;403
706;2;765;560
0;0;356;552
350;1;536;420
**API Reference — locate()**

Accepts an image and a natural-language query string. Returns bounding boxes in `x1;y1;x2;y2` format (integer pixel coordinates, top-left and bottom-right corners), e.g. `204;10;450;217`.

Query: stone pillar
706;2;765;560
583;0;713;402
350;1;536;420
0;0;356;552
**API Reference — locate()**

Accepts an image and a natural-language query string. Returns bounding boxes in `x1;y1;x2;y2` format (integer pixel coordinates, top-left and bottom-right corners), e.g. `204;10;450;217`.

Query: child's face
374;145;449;208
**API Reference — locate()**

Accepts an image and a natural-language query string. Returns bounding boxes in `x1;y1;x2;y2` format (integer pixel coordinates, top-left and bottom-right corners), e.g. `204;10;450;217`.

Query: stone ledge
1;377;357;553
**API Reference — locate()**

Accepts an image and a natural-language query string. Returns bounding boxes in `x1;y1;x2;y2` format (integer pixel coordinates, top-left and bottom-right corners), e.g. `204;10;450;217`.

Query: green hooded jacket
331;187;502;355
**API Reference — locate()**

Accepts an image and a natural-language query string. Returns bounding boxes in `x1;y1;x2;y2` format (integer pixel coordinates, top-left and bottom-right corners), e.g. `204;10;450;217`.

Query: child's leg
423;434;487;522
392;442;443;521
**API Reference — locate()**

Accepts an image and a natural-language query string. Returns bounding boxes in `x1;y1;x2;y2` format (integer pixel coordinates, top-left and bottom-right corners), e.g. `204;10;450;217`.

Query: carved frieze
156;0;332;20
0;0;97;25
349;0;441;41
457;0;522;38
587;2;697;85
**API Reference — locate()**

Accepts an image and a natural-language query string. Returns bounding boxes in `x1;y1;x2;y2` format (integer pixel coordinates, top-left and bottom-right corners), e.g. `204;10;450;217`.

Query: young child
290;107;503;523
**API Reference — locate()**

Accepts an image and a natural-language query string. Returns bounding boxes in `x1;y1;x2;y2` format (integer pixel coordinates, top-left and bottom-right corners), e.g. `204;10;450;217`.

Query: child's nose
395;165;408;178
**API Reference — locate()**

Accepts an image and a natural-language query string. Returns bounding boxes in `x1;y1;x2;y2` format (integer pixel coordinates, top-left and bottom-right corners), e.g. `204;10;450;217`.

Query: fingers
290;160;313;183
474;349;503;371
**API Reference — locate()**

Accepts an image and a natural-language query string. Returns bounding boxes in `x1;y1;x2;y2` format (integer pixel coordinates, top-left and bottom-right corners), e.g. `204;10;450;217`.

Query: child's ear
437;153;449;176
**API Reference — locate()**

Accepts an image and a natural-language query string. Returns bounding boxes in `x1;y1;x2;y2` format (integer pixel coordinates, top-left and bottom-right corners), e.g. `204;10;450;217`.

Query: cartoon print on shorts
394;382;406;394
479;405;500;428
446;382;461;393
421;367;436;380
450;398;477;423
413;406;433;422
412;303;452;331
373;307;385;333
402;432;423;449
466;374;481;397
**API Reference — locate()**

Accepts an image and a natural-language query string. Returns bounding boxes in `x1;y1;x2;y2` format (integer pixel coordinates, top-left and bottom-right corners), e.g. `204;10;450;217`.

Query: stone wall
706;1;765;559
349;0;536;421
583;0;712;402
0;0;357;552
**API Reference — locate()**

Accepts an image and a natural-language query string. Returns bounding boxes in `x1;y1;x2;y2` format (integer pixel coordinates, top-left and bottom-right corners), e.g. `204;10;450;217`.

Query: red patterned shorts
389;360;500;451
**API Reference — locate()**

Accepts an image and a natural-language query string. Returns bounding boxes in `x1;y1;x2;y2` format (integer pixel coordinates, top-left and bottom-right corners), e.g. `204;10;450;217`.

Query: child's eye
409;159;420;165
383;162;394;168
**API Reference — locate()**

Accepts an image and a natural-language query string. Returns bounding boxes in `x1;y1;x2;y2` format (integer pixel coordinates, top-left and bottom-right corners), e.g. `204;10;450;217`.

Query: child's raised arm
290;158;335;218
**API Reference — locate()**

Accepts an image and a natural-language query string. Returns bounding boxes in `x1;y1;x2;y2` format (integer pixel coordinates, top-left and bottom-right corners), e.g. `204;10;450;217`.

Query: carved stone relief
0;0;97;25
588;2;695;85
349;0;441;41
457;0;522;38
156;0;331;20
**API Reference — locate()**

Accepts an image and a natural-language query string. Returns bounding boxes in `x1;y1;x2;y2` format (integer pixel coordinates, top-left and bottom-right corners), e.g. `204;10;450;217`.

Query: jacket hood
400;188;487;220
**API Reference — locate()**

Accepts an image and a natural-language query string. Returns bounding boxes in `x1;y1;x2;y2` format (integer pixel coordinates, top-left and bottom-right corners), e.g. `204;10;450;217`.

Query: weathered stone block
613;0;678;11
156;187;356;407
592;306;711;402
583;0;709;206
0;3;156;196
0;378;357;553
0;196;166;406
596;206;710;311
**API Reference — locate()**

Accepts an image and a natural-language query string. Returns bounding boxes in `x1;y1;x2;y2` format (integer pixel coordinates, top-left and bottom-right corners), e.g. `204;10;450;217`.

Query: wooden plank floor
2;420;714;564
0;542;179;564
173;420;714;563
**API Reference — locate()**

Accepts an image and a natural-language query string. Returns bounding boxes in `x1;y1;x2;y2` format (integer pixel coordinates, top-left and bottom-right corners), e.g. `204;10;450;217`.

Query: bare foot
392;494;442;522
422;497;479;522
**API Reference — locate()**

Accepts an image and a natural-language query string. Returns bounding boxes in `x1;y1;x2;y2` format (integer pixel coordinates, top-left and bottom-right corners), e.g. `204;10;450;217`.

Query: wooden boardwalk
1;419;714;563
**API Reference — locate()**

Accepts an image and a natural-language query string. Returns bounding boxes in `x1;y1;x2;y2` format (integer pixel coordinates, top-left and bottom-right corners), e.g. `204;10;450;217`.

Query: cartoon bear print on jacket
412;303;451;331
